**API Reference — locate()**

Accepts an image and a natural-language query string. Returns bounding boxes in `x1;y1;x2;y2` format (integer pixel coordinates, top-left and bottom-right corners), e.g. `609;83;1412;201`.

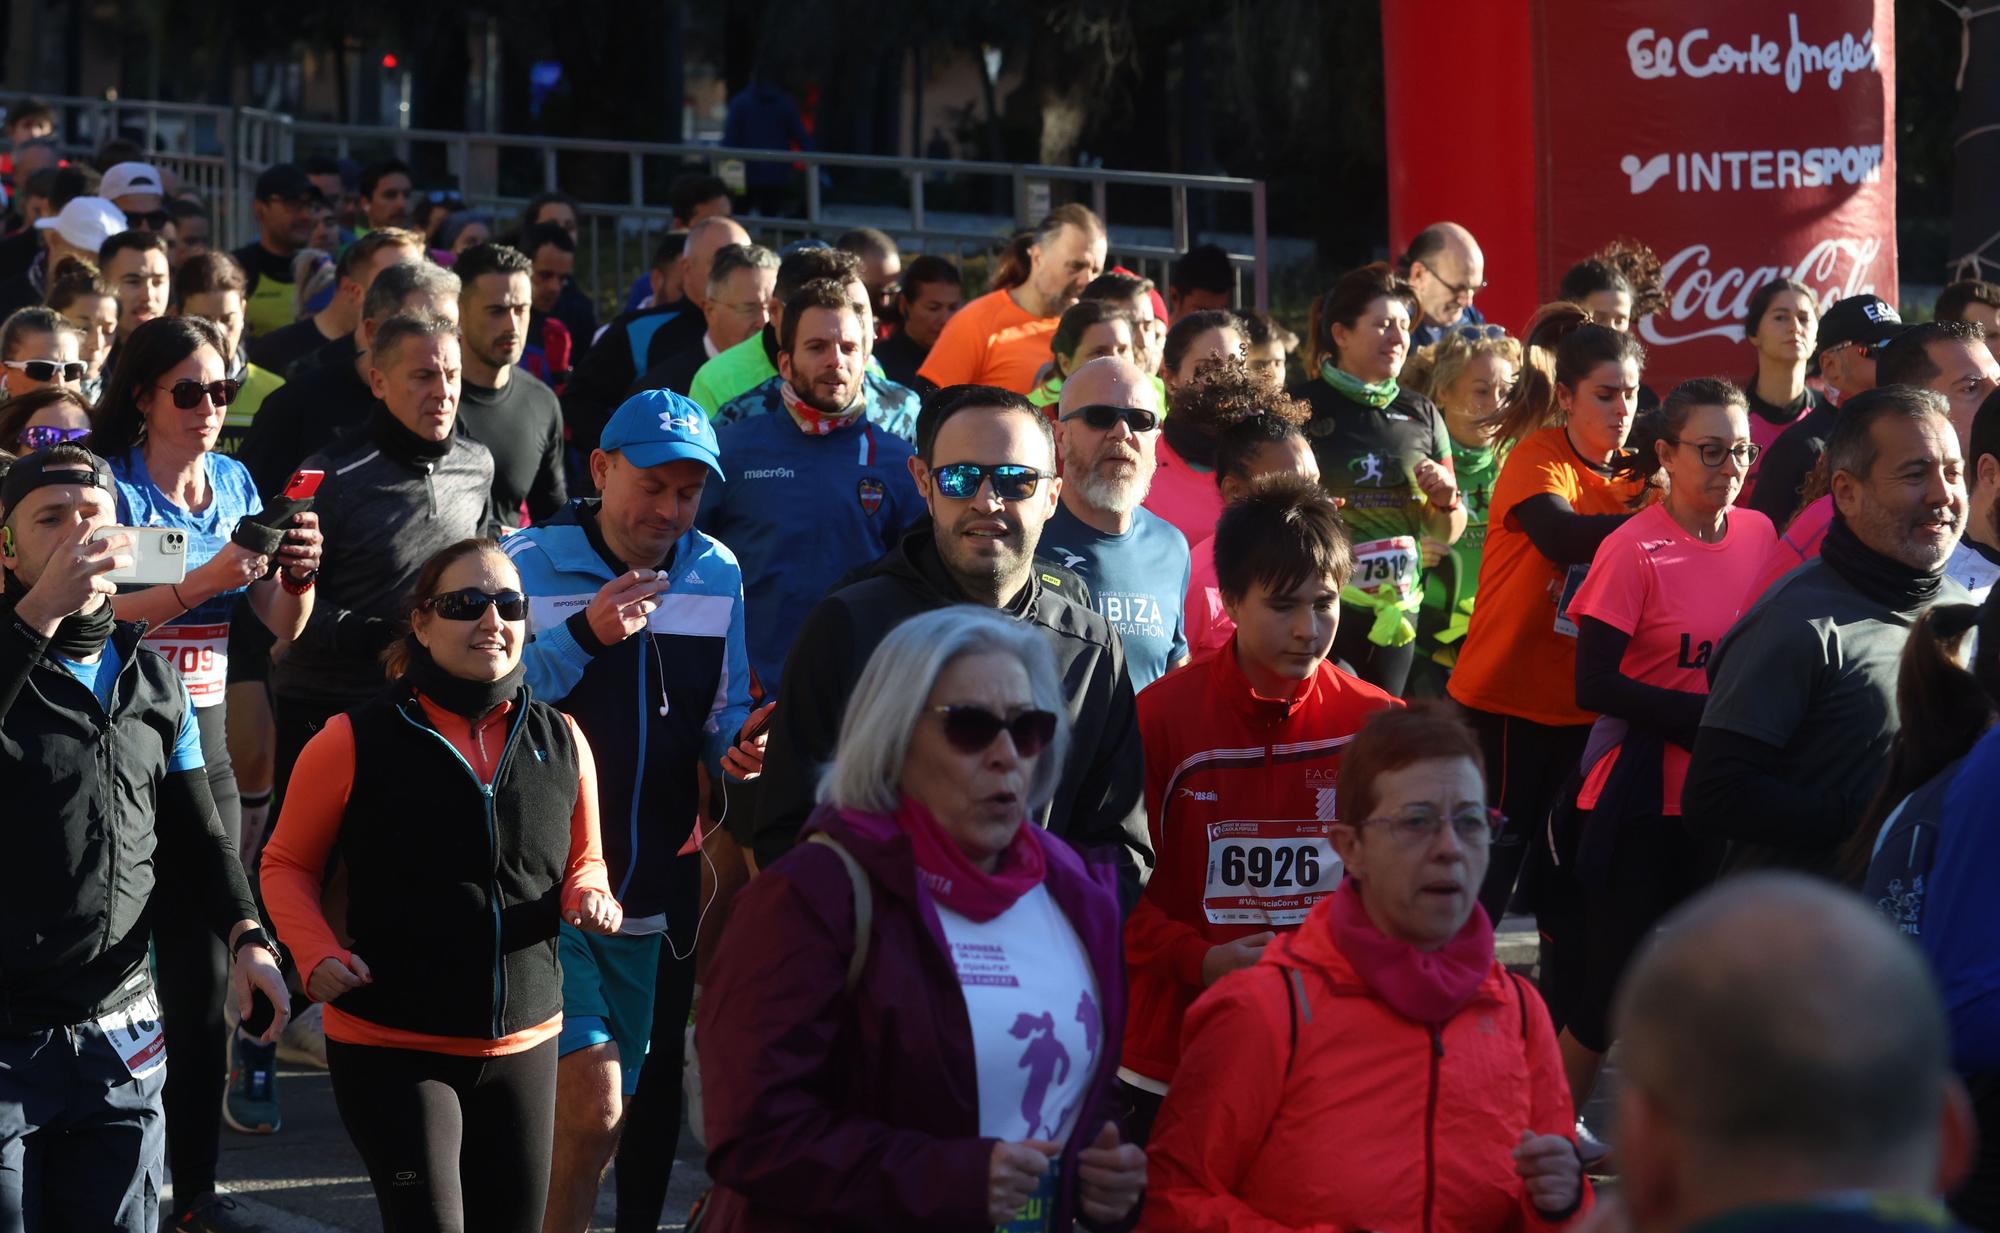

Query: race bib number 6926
1203;820;1340;927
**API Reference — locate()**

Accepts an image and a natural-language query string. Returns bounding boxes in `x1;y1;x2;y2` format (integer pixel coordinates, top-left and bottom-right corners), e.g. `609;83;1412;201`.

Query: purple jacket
697;801;1129;1232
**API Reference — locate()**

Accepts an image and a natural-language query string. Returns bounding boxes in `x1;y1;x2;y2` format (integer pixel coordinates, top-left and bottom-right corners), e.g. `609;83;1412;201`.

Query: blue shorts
556;925;661;1097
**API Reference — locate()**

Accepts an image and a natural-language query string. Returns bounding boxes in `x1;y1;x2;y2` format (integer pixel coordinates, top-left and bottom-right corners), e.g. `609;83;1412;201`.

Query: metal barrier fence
0;90;1270;311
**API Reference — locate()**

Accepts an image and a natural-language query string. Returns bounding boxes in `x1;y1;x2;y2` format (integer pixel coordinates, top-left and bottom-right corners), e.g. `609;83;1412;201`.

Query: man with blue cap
504;387;763;1233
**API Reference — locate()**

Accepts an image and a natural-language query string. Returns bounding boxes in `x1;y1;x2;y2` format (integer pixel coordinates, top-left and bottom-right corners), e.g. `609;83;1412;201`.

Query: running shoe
169;1193;260;1233
223;1030;281;1135
275;1001;326;1069
1574;1117;1613;1170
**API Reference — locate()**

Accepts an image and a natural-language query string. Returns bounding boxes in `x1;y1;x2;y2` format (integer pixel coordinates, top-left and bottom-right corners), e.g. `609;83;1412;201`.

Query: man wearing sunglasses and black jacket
752;382;1151;905
0;447;289;1232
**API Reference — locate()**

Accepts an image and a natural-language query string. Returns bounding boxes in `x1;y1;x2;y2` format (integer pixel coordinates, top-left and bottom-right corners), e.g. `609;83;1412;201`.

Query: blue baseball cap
600;389;723;478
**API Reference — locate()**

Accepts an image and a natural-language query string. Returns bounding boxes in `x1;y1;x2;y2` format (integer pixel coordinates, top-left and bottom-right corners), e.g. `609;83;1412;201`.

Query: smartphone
95;526;188;585
282;469;325;500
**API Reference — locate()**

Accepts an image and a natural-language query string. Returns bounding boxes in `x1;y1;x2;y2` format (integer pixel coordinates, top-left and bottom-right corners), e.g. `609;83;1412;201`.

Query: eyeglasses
1667;438;1761;468
421;588;529;622
1449;323;1508;342
1353;805;1505;848
930;705;1059;757
128;210;172;231
5;359;86;383
1416;262;1488;298
157;378;242;410
929;462;1050;501
1058;404;1159;433
1822;340;1884;361
17;424;89;450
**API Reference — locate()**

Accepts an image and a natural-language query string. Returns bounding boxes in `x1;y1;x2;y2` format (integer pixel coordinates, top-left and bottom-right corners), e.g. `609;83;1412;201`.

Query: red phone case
283;469;325;500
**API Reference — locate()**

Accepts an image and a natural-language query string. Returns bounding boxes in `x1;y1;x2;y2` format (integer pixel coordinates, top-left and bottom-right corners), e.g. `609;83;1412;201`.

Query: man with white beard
1041;356;1191;688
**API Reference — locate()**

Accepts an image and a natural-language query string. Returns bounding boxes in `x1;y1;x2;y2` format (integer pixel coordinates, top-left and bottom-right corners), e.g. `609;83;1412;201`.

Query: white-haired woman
697;606;1145;1233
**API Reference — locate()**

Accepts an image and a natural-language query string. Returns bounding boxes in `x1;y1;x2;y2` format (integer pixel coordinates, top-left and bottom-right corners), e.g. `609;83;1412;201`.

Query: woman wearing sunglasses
263;537;620;1233
1143;702;1589;1232
0;386;92;457
698;606;1145;1232
1540;379;1775;1157
0;306;83;401
91;315;325;1229
1297;262;1465;697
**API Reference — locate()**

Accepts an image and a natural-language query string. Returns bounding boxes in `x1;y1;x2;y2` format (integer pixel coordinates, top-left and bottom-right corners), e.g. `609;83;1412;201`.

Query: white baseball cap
34;197;128;252
98;161;165;202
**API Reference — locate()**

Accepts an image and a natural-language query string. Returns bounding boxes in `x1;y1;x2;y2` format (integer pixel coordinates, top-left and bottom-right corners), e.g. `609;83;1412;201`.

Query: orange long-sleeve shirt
263;695;612;1057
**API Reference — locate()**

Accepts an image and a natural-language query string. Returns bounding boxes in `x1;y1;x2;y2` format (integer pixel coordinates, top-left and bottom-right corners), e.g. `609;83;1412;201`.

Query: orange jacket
1140;896;1589;1233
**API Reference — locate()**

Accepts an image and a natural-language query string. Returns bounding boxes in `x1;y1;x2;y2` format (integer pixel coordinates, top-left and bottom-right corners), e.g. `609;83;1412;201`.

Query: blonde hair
1405;329;1524;405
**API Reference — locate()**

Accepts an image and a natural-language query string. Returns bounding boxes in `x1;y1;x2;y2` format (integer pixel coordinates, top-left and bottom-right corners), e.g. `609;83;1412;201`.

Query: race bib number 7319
1202;820;1340;927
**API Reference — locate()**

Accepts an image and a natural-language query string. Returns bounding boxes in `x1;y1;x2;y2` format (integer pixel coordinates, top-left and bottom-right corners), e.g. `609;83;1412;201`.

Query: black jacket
333;686;579;1038
751;529;1152;903
237;334;371;497
271;417;498;707
561;303;706;458
631;339;708;398
0;610;257;1030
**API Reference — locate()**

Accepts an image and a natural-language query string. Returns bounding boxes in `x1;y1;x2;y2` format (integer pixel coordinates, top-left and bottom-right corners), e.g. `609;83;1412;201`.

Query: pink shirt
1749;494;1833;603
1183;534;1233;657
1569;503;1776;815
1144;436;1224;548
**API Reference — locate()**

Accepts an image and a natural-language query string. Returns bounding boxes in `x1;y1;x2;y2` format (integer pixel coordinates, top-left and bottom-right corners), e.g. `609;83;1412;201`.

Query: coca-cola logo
1627;13;1879;94
1639;237;1885;346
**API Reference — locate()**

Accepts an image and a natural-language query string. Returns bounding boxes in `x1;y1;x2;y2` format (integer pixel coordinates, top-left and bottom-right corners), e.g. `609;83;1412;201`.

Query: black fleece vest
334;688;579;1039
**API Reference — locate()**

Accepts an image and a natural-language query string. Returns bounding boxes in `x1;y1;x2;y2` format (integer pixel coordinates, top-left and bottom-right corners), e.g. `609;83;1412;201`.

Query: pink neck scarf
893;797;1046;923
1327;879;1493;1024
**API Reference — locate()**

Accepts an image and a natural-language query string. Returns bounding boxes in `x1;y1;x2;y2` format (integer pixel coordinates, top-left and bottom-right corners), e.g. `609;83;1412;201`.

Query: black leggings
155;702;242;1210
1459;706;1591;921
327;1037;558;1233
613;941;698;1233
1333;602;1415;698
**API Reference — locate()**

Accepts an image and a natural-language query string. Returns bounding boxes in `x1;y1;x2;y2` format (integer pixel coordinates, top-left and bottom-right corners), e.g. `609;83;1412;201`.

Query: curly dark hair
1593;238;1666;320
1166;353;1309;438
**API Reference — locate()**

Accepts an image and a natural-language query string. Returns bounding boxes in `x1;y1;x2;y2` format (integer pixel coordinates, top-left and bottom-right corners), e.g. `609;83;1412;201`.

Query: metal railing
1;90;1270;311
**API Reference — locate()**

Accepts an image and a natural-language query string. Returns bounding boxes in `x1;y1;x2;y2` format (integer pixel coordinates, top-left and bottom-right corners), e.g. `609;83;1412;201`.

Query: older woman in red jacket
697;605;1146;1232
1141;702;1588;1233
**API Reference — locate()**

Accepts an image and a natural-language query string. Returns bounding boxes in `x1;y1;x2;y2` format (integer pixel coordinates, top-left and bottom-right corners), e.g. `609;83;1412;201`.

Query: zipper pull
1431;1025;1445;1058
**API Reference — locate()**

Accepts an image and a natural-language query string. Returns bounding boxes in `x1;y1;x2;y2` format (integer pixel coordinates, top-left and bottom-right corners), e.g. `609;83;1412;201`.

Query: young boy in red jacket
1117;474;1400;1143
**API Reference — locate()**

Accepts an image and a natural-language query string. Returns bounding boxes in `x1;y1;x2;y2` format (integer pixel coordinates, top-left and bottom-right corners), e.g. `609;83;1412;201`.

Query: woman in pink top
1183;408;1318;657
1542;378;1776;1141
1146;311;1248;544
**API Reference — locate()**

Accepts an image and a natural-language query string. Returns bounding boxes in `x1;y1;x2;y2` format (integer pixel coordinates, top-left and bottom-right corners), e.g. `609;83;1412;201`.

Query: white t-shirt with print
937;883;1102;1144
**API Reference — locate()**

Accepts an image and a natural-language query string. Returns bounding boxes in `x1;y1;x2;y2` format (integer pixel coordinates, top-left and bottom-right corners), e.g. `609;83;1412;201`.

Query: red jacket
1139;896;1588;1233
1123;644;1398;1085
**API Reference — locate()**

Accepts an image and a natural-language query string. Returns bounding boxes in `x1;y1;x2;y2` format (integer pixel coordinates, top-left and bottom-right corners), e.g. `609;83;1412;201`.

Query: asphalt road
181;1062;711;1232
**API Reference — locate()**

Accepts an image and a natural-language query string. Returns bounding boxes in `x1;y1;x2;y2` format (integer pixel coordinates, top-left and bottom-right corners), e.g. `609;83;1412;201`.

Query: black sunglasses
1448;323;1508;342
421;588;529;622
1059;404;1159;433
129;209;172;231
930;462;1049;502
930;705;1058;757
158;378;242;410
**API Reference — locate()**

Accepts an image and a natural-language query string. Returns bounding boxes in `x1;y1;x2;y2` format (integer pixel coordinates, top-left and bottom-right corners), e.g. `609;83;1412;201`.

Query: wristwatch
231;926;279;963
279;567;318;595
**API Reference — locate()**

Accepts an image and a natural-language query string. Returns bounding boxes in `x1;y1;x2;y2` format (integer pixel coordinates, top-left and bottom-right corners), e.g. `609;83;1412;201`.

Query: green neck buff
1321;359;1399;409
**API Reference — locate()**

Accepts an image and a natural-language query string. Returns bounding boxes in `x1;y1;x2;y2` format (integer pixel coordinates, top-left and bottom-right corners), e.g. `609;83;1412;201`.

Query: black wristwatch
231;926;278;962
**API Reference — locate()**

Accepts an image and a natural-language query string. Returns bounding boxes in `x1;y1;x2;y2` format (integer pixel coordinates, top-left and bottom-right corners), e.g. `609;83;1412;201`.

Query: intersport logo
1640;237;1884;347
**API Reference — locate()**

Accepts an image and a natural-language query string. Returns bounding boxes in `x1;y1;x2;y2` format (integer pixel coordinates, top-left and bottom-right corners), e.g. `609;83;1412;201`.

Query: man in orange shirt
918;203;1107;395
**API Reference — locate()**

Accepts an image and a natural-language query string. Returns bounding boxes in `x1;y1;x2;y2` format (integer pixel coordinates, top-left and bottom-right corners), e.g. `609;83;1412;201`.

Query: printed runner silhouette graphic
1351;452;1386;485
1009;1012;1073;1138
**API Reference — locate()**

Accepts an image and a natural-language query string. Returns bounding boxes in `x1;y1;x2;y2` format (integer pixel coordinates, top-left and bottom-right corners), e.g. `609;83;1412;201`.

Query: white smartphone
95;526;189;586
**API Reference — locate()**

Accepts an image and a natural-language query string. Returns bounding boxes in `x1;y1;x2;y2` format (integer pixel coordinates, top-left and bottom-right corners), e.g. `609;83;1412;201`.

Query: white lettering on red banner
1626;14;1879;93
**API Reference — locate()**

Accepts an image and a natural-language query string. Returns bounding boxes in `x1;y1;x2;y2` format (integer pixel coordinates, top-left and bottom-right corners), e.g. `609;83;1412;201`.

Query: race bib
147;620;230;705
1553;564;1590;638
1203;820;1341;927
96;987;167;1079
1350;536;1419;601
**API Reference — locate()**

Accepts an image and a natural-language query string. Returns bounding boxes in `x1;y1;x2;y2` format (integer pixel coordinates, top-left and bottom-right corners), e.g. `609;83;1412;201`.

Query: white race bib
96;987;167;1079
146;620;230;705
1351;536;1419;601
1202;820;1340;927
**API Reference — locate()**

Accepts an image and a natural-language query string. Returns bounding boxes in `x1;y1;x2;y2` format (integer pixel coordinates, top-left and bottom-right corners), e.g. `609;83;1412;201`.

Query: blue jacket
1866;723;2000;1072
697;411;923;691
505;501;751;931
713;371;921;443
